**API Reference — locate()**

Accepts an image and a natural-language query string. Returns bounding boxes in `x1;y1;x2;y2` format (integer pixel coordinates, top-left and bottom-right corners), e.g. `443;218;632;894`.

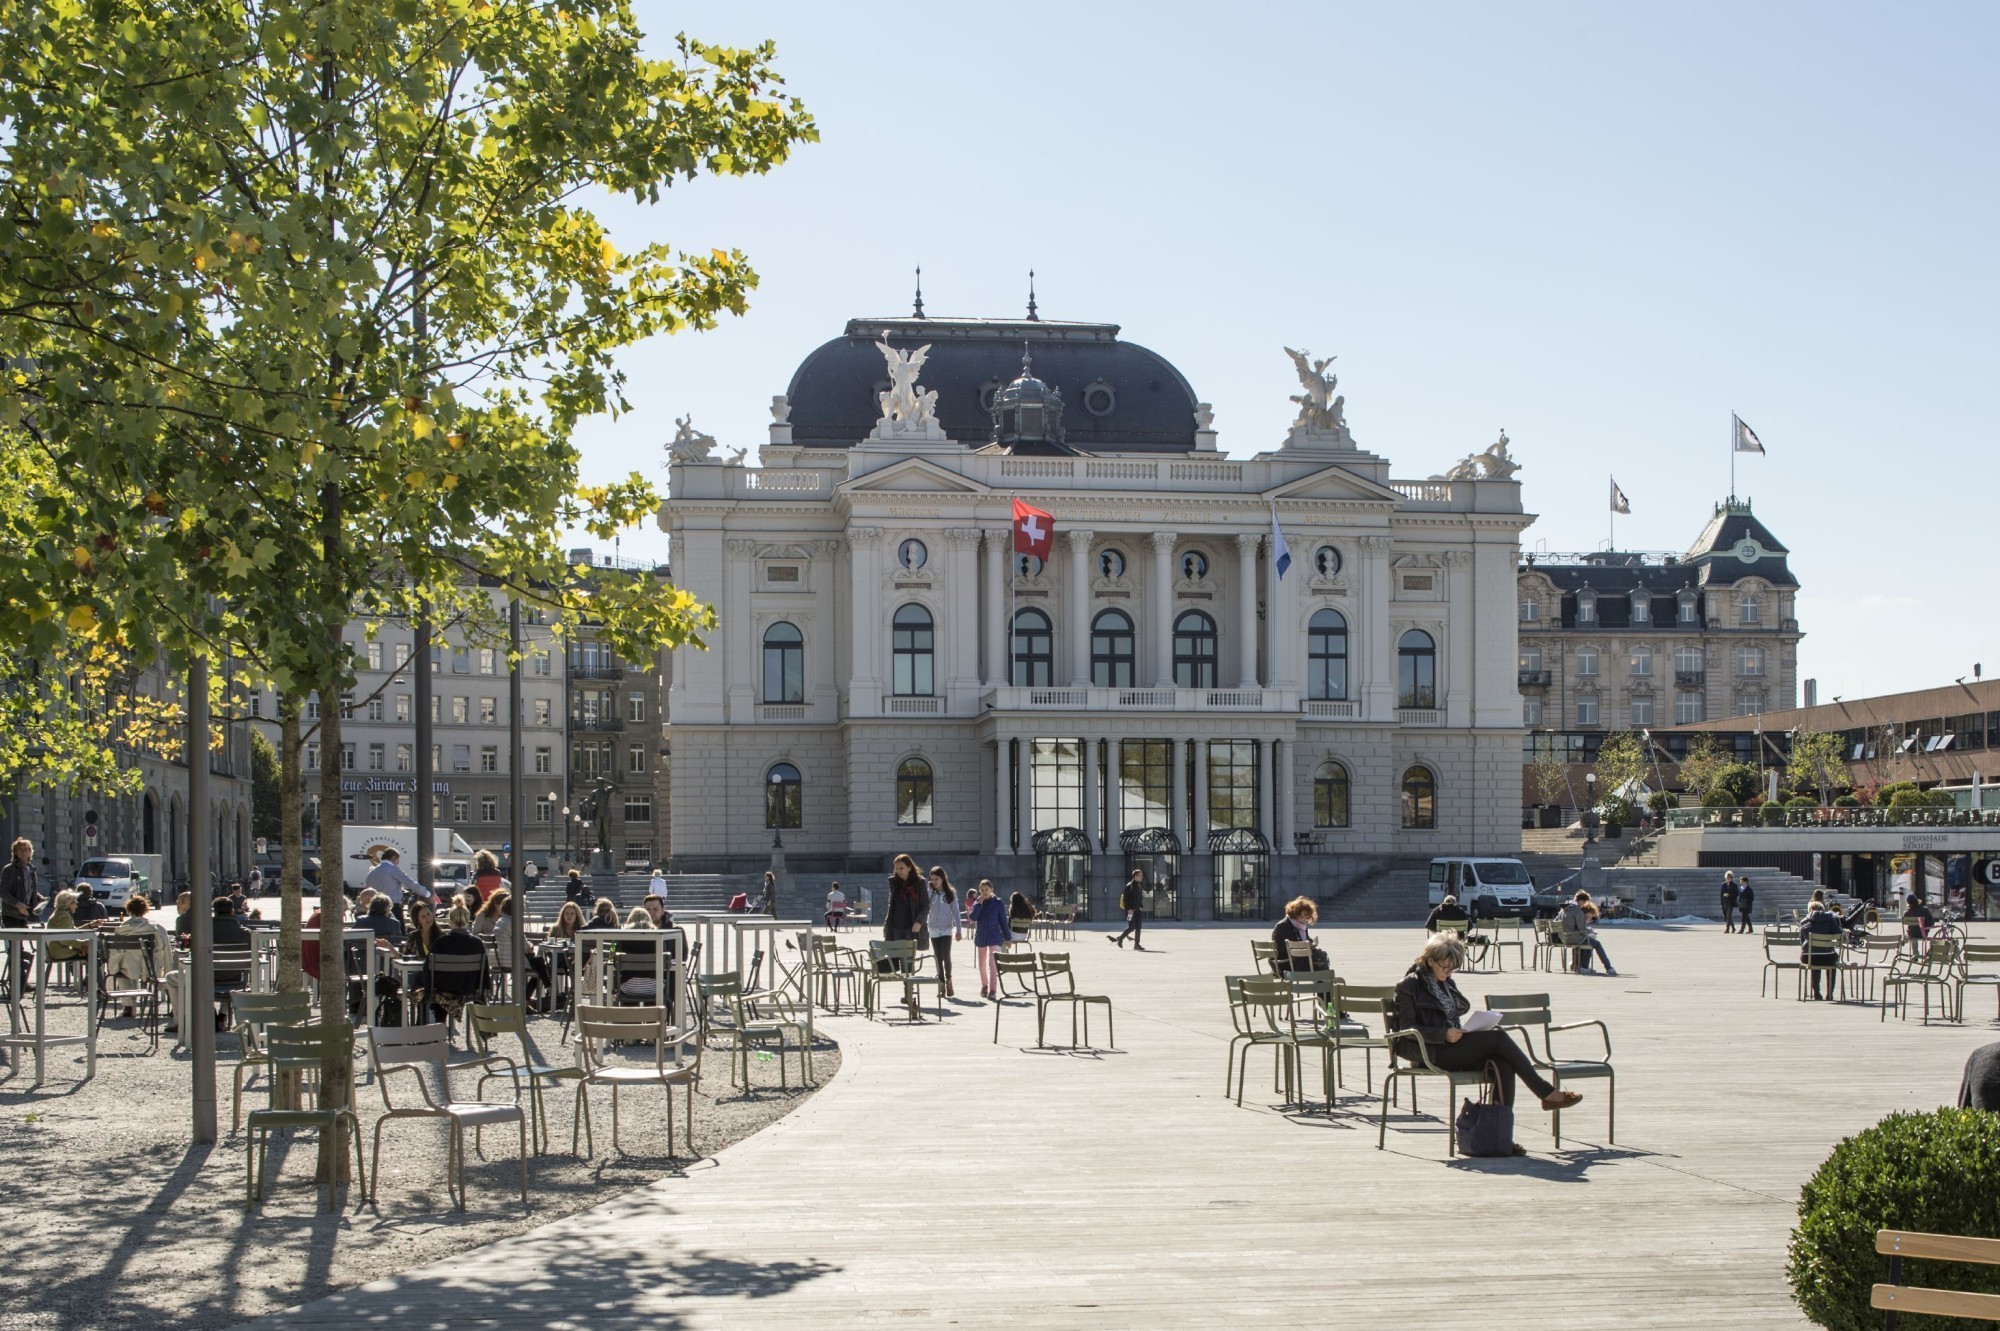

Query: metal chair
863;939;942;1021
366;1023;528;1208
572;1004;700;1157
1486;917;1527;972
1376;995;1495;1157
98;934;163;1051
468;1002;582;1155
994;954;1045;1046
714;974;813;1089
1033;952;1114;1050
1957;943;2000;1023
1760;929;1805;998
1881;939;1960;1024
230;990;312;1131
1484;991;1614;1147
245;1022;367;1210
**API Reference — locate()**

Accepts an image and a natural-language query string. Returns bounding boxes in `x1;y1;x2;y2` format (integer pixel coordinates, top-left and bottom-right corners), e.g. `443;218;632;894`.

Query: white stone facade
658;317;1531;916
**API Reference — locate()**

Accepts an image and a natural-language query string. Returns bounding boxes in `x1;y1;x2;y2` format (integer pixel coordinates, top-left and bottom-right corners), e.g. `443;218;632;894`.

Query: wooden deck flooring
229;922;2000;1329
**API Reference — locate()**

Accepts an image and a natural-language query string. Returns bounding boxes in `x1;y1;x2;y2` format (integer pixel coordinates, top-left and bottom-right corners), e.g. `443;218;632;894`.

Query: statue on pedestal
1283;347;1354;445
1439;430;1521;482
874;339;941;437
667;415;718;463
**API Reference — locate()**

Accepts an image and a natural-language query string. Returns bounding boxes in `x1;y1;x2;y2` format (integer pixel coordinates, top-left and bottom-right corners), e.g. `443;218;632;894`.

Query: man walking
1720;871;1739;934
364;848;427;921
1110;868;1147;951
1736;877;1756;933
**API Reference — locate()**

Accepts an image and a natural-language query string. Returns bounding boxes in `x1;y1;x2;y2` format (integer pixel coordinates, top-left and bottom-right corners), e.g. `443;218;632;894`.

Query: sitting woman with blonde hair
1391;935;1580;1153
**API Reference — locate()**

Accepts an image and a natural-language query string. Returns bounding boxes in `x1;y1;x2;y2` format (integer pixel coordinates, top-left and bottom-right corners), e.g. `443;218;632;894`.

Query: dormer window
1678;589;1698;623
1630;588;1650;623
1576;589;1597;624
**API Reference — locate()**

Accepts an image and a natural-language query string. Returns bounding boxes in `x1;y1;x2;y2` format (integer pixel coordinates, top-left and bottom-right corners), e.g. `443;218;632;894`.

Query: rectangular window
1523;698;1543;726
1030;738;1084;832
451;744;471;772
395;694;411;722
395;795;412;822
534;746;552;775
367;743;385;771
1740;598;1760;625
534;650;551;677
1519;649;1542;672
533;698;551;726
1675;692;1705;725
1118;739;1173;830
479;696;497;724
430;646;442;674
451;647;469;674
1576;697;1599;726
1738;647;1764;677
431;743;441;772
534;798;554;824
396;743;412;772
1519;601;1539;623
453;796;470;822
1576;648;1599;677
340;797;356;822
480;745;499;773
479;648;498;675
1736;693;1765;718
369;797;385;821
628;744;647;774
1680;596;1698;624
367;697;384;722
367;641;384;670
627;693;646;723
1206;740;1259;831
624;796;653;823
339;692;356;720
340;743;355;771
1630;696;1654;727
481;795;498;822
305;743;319;771
306;696;321;720
450;696;468;724
249;692;262;719
1675;647;1704;675
1629;651;1653;677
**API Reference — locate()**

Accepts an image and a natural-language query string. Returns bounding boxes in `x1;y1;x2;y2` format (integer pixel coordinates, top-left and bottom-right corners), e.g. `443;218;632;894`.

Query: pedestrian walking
968;879;1012;999
758;869;778;917
1110;867;1147;950
1719;871;1739;934
1736;878;1756;933
648;866;670;905
885;854;926;1018
924;866;960;998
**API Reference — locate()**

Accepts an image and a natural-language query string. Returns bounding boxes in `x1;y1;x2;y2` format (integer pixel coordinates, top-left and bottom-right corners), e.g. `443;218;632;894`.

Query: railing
983;686;1296;713
1666;805;2000;830
1168;461;1242;482
883;695;944;715
1301;699;1358;720
1027;688;1091;707
744;470;826;492
570;716;624;732
1518;670;1551;687
1389;480;1454;503
1396;708;1445;727
999;458;1073;478
757;704;806;721
1082;460;1159;480
568;663;625;680
1675;670;1706;687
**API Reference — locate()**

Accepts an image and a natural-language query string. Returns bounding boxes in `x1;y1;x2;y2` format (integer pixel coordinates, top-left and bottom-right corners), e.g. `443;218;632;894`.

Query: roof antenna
912;264;924;318
1026;269;1038;322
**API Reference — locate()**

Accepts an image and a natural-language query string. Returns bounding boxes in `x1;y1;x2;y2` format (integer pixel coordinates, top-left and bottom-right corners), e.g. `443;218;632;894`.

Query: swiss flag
1012;498;1054;560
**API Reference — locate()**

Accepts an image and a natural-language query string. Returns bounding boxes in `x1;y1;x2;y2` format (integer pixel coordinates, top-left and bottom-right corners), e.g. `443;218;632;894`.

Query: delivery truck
341;825;475;892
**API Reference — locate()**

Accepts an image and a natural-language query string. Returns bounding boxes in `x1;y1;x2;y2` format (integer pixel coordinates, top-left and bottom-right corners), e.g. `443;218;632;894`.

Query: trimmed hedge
1790;1108;2000;1330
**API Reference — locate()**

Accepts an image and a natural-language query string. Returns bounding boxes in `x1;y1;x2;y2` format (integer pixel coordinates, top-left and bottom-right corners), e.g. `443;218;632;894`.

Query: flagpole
1729;414;1736;502
1608;474;1614;552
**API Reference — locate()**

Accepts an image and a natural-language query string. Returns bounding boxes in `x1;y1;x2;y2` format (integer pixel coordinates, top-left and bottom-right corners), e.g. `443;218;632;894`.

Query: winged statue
1284;347;1348;437
876;339;940;430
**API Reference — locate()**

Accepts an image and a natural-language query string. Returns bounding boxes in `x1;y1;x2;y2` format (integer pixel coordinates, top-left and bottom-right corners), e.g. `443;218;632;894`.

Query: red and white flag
1012;498;1054;560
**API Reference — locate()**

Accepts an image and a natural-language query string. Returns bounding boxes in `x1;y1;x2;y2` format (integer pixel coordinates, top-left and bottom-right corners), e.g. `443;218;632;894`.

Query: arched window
765;762;802;829
1400;765;1436;830
1091;609;1135;688
1313;761;1350;828
1397;629;1436;708
761;622;804;703
895;758;934;826
1012;608;1053;686
1307;609;1348;701
1172;610;1218;688
891;604;934;696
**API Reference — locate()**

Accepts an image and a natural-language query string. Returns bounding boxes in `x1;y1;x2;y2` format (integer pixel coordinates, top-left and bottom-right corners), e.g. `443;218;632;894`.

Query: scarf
1421;973;1463;1030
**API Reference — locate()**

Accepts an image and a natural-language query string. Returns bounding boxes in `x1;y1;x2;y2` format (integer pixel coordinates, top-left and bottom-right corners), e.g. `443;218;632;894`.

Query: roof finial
1021;340;1033;376
1026;269;1038;322
912;264;924;318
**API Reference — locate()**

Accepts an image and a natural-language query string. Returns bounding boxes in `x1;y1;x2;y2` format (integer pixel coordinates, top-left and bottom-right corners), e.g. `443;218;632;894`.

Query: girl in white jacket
924;867;961;999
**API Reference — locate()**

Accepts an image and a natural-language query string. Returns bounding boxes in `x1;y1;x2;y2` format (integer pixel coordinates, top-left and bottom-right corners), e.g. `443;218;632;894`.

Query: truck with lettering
341;825;476;892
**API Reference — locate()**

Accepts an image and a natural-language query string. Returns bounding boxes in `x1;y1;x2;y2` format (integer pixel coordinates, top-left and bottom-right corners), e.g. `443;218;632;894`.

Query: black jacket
1392;967;1470;1057
884;877;925;940
1736;884;1755;910
1720;883;1739;908
1800;907;1843;957
1121;879;1145;912
1424;905;1470;933
0;860;37;924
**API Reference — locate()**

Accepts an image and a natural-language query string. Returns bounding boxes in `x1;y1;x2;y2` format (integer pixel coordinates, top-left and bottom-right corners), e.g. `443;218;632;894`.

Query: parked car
73;854;164;908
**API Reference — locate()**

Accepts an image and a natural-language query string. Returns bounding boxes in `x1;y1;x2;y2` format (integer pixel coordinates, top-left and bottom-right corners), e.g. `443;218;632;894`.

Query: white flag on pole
1269;503;1292;579
1733;413;1766;454
1609;477;1631;514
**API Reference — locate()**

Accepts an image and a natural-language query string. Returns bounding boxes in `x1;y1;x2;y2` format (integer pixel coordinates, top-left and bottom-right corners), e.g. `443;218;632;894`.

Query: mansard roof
1684;500;1796;587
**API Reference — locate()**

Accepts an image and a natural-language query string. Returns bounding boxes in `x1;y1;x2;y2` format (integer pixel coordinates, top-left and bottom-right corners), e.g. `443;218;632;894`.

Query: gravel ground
0;987;838;1331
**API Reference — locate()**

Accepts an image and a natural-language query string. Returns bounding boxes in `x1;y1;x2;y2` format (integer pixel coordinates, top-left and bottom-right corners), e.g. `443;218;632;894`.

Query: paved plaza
220;920;1998;1330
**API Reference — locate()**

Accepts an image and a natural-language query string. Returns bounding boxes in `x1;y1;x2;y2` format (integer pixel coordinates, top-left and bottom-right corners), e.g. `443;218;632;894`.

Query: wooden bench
1875;1229;2000;1326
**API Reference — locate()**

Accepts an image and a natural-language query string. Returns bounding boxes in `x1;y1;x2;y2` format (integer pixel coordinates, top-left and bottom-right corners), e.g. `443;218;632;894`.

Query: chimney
1803;678;1818;708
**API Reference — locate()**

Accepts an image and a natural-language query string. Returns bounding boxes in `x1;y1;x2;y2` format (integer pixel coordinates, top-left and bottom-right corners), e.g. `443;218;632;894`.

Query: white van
74;854;164;908
1427;857;1535;912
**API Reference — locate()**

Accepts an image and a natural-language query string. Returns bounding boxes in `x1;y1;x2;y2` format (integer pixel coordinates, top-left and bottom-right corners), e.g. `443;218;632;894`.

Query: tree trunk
274;696;306;1109
313;487;352;1185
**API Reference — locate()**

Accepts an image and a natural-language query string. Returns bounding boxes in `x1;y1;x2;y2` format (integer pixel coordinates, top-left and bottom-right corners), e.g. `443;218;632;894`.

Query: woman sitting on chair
1271;897;1329;971
1392;936;1581;1149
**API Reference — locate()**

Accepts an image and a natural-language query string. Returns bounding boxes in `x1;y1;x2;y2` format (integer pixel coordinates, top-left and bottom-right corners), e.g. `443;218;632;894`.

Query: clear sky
569;1;1998;703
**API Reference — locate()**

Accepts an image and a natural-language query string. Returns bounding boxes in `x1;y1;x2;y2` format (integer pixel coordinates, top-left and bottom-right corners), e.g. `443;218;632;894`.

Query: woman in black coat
1392;936;1580;1130
884;854;926;943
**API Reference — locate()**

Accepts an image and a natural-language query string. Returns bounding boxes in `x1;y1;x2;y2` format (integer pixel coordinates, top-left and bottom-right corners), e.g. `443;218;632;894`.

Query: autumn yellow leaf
441;473;460;490
66;604;97;632
71;545;92;568
411;414;435;440
299;441;320;466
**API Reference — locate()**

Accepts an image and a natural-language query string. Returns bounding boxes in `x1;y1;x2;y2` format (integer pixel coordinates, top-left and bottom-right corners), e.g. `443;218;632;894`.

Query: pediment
839;458;989;496
1265;466;1403;505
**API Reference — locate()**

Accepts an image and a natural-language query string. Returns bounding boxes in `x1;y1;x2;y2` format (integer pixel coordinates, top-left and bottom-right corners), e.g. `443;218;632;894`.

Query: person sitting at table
1425;894;1471;934
825;882;849;930
397;899;444;1023
488;889;552;1013
70;887;108;925
208;896;255;1030
1007;891;1036;938
471;885;505;943
1272;897;1329;972
550;900;585;942
470;850;505;906
108;895;171;1018
640;894;670;928
45;891;84;966
1392;935;1581;1152
422;905;489;1030
361;894;405;945
172;890;193;944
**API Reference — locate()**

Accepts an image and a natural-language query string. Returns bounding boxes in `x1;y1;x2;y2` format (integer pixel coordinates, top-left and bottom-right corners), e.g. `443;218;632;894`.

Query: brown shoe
1540;1090;1583;1111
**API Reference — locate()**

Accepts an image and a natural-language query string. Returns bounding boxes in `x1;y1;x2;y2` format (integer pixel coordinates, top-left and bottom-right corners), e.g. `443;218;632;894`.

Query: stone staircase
1325;863;1434;923
1595;867;1857;922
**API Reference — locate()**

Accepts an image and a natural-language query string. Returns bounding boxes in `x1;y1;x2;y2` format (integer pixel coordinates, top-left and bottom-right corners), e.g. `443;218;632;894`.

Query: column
1444;549;1473;727
1277;737;1296;855
1258;737;1277;848
1066;528;1094;686
993;740;1011;857
1169;734;1189;847
849;527;883;710
983;528;1007;685
1234;533;1260;688
1150;532;1177;687
1103;739;1122;852
1191;738;1209;848
1016;738;1035;854
1081;737;1100;844
1360;534;1396;720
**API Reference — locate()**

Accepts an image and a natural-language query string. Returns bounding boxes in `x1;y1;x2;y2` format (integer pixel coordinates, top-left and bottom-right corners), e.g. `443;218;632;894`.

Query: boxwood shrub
1790;1108;2000;1330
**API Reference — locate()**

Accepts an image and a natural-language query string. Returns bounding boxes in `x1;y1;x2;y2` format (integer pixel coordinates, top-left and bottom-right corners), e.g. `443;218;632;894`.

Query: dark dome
784;316;1200;453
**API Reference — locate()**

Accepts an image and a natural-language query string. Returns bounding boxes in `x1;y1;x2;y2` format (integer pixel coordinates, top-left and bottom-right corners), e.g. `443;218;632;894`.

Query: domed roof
783;316;1200;453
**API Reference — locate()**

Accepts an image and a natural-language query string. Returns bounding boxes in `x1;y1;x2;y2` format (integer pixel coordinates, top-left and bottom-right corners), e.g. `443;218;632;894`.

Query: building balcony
1396;708;1445;727
571;715;624;732
569;663;625;681
1675;670;1706;688
1518;670;1551;688
1301;699;1359;720
981;686;1299;714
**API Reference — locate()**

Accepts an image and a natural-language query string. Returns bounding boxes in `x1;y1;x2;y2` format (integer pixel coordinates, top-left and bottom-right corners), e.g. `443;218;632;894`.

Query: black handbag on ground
1455;1060;1516;1157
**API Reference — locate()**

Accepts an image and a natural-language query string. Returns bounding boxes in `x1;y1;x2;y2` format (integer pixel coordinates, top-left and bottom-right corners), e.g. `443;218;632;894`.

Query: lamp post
1582;771;1599;890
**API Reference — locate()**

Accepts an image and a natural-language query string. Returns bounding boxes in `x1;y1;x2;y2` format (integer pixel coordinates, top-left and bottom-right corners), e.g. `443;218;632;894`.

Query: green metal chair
705;973;812;1089
367;1022;528;1209
245;1021;367;1211
1483;991;1614;1148
468;1002;582;1155
572;1003;701;1157
1760;929;1804;998
1032;952;1113;1050
230;990;312;1132
1376;995;1495;1157
1486;917;1527;972
1235;978;1305;1107
1956;943;2000;1023
1325;981;1400;1095
862;939;942;1021
994;954;1044;1045
1881;939;1959;1024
